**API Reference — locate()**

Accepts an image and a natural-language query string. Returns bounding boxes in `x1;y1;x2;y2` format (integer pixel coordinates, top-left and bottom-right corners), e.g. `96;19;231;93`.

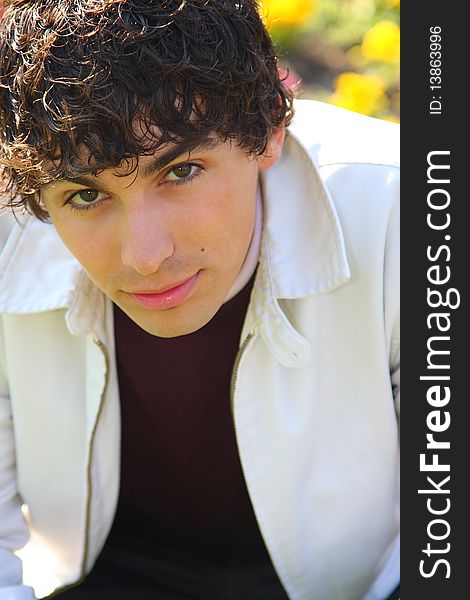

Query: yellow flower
330;72;388;116
391;92;400;114
260;0;316;30
381;115;400;124
361;20;400;64
385;0;400;7
347;44;368;68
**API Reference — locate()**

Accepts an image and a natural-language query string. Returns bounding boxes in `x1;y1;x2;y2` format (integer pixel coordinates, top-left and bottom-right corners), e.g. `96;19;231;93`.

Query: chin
133;308;218;338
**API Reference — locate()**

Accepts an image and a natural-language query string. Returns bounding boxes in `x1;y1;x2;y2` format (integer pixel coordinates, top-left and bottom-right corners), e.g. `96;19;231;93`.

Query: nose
120;206;175;276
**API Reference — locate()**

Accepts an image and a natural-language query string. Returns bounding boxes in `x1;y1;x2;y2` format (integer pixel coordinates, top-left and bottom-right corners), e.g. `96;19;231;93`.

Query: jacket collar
0;118;350;346
238;129;350;368
260;130;350;299
0;214;82;313
0;213;106;335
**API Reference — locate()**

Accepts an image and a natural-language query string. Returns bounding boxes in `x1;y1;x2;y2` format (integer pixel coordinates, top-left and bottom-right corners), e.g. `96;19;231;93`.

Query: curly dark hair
0;0;294;220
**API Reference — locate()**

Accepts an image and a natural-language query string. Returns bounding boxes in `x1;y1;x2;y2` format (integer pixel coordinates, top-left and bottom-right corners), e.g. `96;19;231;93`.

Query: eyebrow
44;136;221;190
141;136;220;177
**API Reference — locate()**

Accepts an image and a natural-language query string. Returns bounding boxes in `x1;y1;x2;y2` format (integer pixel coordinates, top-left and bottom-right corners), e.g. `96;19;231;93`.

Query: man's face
41;133;283;337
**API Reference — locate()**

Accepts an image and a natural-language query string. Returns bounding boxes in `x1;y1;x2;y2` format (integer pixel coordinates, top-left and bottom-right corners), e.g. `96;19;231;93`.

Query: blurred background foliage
260;0;400;122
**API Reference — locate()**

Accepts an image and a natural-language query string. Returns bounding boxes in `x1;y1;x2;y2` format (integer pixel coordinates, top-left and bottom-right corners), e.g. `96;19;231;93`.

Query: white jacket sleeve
0;320;36;599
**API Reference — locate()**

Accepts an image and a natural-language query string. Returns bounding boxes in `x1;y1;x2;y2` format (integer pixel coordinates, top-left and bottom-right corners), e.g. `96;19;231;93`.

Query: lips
125;272;200;310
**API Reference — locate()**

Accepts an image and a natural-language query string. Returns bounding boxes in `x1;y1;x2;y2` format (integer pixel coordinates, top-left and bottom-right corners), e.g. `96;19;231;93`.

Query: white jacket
0;101;400;600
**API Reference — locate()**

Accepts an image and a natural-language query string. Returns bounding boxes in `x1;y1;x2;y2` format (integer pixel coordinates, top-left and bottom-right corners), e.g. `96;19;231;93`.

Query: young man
0;1;399;599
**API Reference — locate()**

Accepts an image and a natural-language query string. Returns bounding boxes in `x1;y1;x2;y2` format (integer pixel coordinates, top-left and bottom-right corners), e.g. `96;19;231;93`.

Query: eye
67;188;108;210
165;163;201;183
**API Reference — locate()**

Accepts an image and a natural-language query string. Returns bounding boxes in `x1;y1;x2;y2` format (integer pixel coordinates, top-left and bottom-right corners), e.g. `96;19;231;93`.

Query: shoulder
288;99;399;170
285;100;399;228
0;208;18;254
0;212;81;314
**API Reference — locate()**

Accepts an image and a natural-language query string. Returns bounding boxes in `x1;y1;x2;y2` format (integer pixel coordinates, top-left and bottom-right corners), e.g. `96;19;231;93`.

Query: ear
258;124;286;172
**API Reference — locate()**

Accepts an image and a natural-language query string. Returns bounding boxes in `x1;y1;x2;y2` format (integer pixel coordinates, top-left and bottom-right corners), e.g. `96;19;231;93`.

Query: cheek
192;200;241;259
200;177;257;269
53;219;115;277
224;174;257;238
204;172;257;231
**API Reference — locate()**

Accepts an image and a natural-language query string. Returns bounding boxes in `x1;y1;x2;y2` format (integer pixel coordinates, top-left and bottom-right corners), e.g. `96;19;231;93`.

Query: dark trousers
56;542;400;600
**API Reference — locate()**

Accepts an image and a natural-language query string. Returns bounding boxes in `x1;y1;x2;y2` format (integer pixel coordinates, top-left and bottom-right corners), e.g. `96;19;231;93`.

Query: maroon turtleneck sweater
109;271;269;562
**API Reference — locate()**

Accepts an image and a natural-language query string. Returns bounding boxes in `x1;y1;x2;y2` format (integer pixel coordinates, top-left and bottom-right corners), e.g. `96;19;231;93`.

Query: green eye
166;163;199;182
77;189;100;203
172;165;193;178
67;188;107;211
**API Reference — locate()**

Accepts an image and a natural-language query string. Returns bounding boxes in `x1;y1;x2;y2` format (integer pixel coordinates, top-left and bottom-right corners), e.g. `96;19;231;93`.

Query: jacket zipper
229;331;291;599
229;331;255;501
45;336;111;599
230;332;254;417
47;333;248;598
